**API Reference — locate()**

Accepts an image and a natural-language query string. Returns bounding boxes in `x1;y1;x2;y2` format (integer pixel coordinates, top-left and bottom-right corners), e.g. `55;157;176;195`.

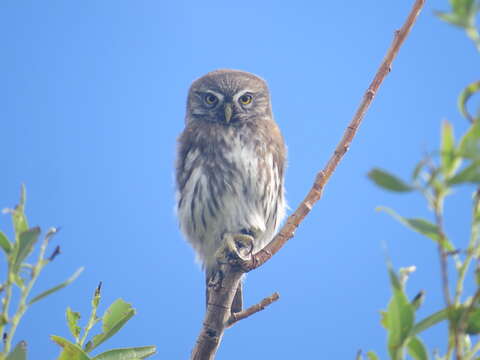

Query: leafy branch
51;282;156;360
0;186;83;359
361;2;480;359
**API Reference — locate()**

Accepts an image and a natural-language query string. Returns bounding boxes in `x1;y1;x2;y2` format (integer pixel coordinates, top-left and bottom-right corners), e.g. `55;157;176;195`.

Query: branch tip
227;292;280;328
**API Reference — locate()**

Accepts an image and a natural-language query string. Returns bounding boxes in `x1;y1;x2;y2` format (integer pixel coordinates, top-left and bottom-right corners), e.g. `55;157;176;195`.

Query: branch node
303;201;313;211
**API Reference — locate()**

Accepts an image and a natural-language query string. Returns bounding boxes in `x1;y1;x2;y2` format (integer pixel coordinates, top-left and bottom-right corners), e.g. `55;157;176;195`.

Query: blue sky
1;1;478;359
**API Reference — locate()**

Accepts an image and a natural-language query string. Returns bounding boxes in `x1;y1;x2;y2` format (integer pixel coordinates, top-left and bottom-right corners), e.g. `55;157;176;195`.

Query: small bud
411;290;426;310
92;281;102;308
399;265;416;285
48;246;61;261
95;281;103;296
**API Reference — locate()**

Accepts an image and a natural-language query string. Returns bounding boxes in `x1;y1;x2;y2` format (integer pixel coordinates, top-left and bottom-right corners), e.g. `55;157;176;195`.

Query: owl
176;69;286;309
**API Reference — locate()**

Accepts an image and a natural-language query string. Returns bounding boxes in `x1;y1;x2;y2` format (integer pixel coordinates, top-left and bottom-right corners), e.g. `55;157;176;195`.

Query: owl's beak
224;103;233;123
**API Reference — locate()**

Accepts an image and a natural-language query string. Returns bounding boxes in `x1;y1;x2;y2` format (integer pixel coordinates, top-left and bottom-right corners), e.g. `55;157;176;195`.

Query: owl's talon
233;234;254;258
217;232;254;269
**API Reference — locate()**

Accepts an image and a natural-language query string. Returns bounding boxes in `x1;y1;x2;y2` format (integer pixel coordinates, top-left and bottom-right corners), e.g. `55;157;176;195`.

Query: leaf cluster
361;2;480;359
0;186;82;359
0;188;157;359
51;283;156;360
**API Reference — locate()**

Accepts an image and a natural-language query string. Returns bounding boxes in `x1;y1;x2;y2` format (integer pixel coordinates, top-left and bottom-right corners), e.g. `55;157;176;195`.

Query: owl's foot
221;232;254;268
208;232;252;289
209;233;254;313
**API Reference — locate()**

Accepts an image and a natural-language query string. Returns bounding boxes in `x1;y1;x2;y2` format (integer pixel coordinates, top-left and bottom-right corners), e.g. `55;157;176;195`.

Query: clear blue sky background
1;1;478;359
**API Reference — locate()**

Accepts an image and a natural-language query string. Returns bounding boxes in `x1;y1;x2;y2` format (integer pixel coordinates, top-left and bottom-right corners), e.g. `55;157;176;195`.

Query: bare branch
227;292;280;328
244;0;426;272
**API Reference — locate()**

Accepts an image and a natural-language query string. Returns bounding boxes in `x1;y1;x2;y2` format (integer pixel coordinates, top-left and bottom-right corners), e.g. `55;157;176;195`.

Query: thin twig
432;192;457;358
227;292;280;328
4;227;48;354
190;1;425;359
454;190;480;305
435;212;451;307
244;0;426;272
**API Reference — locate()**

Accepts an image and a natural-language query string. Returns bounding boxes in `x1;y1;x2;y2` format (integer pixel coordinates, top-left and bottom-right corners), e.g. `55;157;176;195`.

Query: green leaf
435;11;470;27
450;0;476;14
388;265;403;290
366;351;380;360
407;337;429;360
458;81;480;122
368;168;413;192
86;299;136;352
66;307;82;341
92;346;157;360
441;120;461;177
436;0;477;27
12;227;40;274
377;207;454;251
0;230;12;255
6;341;27;360
435;306;480;336
457;0;477;19
411;309;448;336
12;185;29;239
448;306;480;334
459;121;480;159
465;307;480;334
51;335;91;360
447;162;480;185
28;267;84;305
386;266;415;360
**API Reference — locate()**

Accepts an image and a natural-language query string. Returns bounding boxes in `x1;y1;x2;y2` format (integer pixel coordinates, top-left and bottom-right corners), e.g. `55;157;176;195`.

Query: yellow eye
239;94;253;105
204;93;218;105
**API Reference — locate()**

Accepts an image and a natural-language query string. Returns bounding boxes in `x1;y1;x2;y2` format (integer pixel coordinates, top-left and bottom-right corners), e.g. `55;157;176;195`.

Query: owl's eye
204;93;218;105
239;94;253;105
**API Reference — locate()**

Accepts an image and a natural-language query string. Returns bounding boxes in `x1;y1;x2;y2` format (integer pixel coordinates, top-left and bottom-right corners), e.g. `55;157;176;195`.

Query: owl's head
186;69;272;125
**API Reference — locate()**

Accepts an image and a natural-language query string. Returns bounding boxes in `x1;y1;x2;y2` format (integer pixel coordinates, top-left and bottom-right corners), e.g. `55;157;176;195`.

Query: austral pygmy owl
176;69;286;309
